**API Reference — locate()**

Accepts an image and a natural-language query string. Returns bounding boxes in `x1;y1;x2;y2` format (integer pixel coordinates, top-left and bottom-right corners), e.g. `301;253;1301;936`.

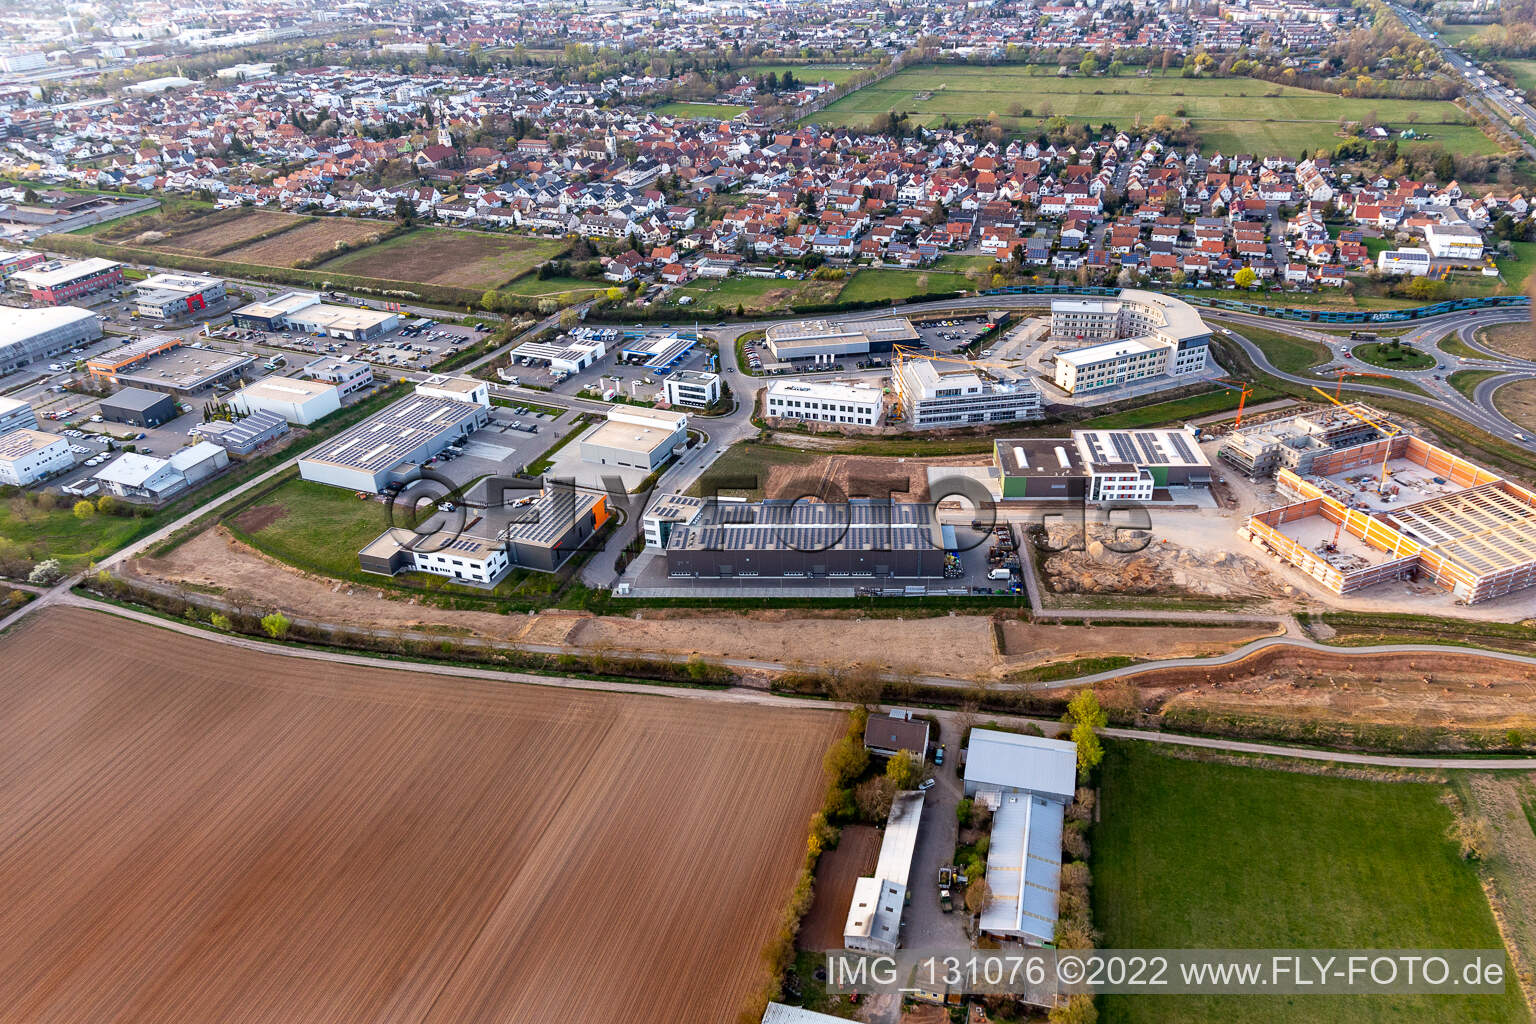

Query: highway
1391;3;1536;156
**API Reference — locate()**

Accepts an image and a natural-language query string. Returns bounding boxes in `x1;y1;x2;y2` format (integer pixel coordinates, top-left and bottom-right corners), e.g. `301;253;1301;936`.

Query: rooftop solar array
302;395;481;472
670;499;940;553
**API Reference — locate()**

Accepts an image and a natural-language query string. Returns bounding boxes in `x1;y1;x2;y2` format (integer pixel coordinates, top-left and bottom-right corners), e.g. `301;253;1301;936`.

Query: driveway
901;716;969;952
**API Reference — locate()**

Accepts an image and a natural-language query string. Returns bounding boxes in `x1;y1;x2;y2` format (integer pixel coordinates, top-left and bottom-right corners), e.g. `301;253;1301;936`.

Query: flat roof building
99;387;178;428
1050;290;1211;394
415;374;491;408
232;291;399;341
764;379;884;427
1218;404;1388;479
133;272;227;319
0;428;73;486
0;305;101;373
764;316;918;361
298;393;489;493
0;396;38;434
303;356;374;396
511;335;606;375
359;484;610;583
663;497;946;579
580;406;688;472
994;428;1210;502
894;357;1043;429
662;370;721;409
12;257;123;304
88;336;252;393
229;376;341;426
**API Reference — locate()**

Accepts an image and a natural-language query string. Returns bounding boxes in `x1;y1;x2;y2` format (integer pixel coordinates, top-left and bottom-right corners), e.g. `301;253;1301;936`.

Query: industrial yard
0;606;841;1024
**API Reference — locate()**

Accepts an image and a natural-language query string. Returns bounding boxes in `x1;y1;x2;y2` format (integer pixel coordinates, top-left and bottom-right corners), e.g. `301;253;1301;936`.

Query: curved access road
37;590;1536;771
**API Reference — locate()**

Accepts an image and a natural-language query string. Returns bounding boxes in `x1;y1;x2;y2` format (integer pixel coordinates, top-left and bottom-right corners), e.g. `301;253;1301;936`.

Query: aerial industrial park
7;0;1536;1022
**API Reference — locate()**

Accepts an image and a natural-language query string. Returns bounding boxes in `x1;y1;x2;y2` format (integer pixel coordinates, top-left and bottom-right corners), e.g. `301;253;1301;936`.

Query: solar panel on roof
1170;432;1199;463
1111;432;1138;463
1136;433;1166;465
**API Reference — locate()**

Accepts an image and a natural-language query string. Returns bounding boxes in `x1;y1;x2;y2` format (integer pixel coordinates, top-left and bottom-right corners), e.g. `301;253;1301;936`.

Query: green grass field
1214;322;1332;375
1497;241;1536;291
810;65;1499;157
737;63;869;86
1093;743;1524;1024
668;274;846;313
227;477;391;580
1352;340;1437;370
1450;368;1502;400
1436;330;1484;359
654;101;748;119
502;274;605;298
0;501;156;574
836;268;973;303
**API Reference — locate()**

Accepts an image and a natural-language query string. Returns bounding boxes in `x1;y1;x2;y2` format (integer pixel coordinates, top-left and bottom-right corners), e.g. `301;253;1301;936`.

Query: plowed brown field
0;607;840;1024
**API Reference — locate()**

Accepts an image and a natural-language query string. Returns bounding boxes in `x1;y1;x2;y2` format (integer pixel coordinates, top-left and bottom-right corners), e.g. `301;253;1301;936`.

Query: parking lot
506;327;717;407
209;317;484;372
909;313;998;355
413;403;584;489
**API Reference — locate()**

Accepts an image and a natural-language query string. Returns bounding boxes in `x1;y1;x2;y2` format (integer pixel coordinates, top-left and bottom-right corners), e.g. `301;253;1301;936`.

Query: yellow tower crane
889;344;1023;420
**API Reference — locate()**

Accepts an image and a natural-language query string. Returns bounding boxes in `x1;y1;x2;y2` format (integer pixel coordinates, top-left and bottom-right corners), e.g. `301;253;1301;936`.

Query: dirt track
0;606;840;1024
137;529;1281;680
1116;645;1536;731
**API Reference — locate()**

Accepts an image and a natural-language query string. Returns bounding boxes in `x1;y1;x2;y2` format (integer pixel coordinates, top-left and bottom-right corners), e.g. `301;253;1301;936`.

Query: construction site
1241;403;1536;605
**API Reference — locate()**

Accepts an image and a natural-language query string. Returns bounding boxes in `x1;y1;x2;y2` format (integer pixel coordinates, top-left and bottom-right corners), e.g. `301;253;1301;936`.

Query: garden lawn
1092;742;1524;1024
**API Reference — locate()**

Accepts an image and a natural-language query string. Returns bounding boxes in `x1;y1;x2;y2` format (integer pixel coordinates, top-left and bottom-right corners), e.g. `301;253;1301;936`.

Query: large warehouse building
1049;291;1211;394
0;305;102;373
1245;435;1536;605
229;376;341;425
661;497;947;579
298;391;489;492
12;257;123;304
763;316;918;362
963;730;1077;946
994;428;1211;503
232;291;400;340
579;406;688;471
87;336;252;393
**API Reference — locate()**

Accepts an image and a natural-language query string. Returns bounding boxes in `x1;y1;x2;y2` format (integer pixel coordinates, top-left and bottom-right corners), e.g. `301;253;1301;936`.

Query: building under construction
1244;434;1536;604
1217;403;1391;478
892;354;1043;428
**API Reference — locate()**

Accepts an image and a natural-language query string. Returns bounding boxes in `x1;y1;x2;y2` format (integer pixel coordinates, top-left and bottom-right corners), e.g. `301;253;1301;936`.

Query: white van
987;567;1013;581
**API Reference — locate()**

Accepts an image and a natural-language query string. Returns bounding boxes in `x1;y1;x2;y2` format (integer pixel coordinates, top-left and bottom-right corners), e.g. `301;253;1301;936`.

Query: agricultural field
811;65;1500;157
317;227;569;289
143;209;300;256
1093;743;1525;1024
737;63;870;86
221;217;390;268
0;606;841;1024
666;274;846;314
1496;241;1536;291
